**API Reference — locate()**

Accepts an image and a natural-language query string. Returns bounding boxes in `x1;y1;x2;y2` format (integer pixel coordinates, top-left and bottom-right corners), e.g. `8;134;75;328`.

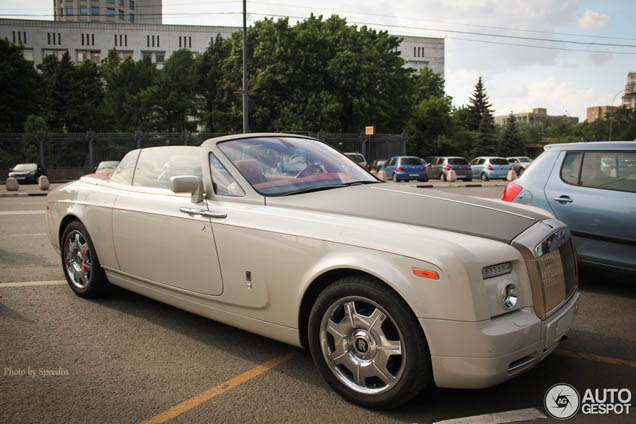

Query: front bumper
421;290;579;389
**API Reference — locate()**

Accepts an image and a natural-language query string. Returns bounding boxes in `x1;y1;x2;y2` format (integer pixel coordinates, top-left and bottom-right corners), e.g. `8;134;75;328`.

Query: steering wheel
296;164;324;178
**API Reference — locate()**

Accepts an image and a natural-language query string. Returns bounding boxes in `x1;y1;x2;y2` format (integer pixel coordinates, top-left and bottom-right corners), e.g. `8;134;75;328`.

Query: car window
508;159;517;163
387;158;396;167
478;158;486;165
209;153;245;197
519;157;531;163
580;152;636;193
560;152;582;185
400;158;421;165
470;158;478;165
490;158;509;165
449;158;468;165
437;158;445;165
346;153;364;163
110;149;140;186
132;146;201;189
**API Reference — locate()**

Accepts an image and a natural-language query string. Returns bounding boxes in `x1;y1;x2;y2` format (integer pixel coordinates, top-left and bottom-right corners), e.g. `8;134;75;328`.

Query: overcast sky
2;0;635;121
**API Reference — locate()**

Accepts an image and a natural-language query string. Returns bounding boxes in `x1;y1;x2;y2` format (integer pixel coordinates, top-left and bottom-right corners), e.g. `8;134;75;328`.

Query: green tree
22;115;48;164
100;50;159;131
151;49;200;132
473;113;498;157
499;113;526;156
466;77;492;131
39;52;82;132
411;67;445;103
406;96;452;157
196;35;235;132
75;60;105;131
0;38;43;131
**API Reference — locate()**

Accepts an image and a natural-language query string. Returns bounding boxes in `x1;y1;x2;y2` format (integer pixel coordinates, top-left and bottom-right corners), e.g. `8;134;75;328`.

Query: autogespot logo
545;383;581;420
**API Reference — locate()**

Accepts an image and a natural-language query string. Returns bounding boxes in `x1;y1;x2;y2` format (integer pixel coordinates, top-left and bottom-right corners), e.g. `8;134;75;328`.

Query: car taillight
487;164;494;171
396;167;404;172
502;183;523;202
422;166;427;171
444;164;451;171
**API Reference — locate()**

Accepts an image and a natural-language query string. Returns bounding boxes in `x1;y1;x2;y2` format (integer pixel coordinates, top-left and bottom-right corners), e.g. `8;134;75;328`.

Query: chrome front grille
512;220;578;320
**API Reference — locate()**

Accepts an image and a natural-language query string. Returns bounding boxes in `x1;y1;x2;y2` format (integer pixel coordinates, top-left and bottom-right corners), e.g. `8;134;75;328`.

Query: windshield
218;137;377;196
399;158;422;166
13;164;37;172
490;158;509;165
519;157;532;163
448;158;469;165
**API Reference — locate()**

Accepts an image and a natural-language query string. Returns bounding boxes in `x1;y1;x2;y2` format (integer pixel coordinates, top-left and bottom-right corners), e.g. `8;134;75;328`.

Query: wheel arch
58;214;83;246
297;268;423;349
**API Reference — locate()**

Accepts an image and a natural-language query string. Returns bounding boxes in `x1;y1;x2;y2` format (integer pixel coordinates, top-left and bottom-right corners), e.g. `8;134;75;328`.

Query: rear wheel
480;173;489;181
519;168;525;176
308;275;431;409
440;173;446;182
392;173;398;182
61;221;109;298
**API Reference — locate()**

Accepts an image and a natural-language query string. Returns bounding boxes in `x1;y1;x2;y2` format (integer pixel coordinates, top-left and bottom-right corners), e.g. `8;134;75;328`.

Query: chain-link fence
0;131;407;181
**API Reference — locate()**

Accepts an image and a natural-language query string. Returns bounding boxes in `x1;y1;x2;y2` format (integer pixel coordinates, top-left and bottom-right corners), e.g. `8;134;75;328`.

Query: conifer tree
466;77;492;131
499;112;526;157
472;113;498;157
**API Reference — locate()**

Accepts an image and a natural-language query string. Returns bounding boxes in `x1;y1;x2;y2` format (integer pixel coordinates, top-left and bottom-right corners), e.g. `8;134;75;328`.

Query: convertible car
46;133;579;409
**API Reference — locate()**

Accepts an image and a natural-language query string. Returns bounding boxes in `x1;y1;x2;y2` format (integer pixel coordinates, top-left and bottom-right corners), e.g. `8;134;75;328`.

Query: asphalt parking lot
1;185;635;424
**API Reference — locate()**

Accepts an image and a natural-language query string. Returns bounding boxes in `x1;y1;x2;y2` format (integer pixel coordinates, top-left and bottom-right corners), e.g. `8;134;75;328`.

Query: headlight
482;262;512;279
502;284;519;309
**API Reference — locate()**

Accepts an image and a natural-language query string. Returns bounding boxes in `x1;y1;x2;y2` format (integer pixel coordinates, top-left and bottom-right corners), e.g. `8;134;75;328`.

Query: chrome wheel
64;230;93;289
319;296;405;395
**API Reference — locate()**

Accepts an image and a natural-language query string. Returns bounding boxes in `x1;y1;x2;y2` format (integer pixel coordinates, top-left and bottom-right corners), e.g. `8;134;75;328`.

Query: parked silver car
46;134;579;409
428;156;472;181
503;141;636;275
507;156;533;175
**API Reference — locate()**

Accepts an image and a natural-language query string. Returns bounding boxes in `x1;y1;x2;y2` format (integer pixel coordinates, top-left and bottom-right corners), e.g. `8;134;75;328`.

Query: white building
0;18;444;77
54;0;162;25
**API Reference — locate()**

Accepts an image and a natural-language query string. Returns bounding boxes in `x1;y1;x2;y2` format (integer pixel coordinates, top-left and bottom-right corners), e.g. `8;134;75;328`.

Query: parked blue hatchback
383;156;428;182
502;141;636;275
470;156;511;181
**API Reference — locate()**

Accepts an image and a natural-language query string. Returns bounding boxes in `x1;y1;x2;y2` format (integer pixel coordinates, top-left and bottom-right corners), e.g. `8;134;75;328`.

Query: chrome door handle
553;196;573;204
179;208;227;219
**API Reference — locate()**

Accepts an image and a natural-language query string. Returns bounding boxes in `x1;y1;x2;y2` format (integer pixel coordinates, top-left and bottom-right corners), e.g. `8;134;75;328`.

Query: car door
112;146;224;296
545;150;636;271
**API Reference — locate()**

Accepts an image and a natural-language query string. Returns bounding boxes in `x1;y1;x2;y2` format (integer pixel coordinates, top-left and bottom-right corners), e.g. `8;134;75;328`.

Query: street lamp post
608;88;625;141
242;0;249;133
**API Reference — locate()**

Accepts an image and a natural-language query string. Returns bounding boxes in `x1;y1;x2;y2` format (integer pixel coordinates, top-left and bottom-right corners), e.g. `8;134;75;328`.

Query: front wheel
61;221;109;298
308;276;431;409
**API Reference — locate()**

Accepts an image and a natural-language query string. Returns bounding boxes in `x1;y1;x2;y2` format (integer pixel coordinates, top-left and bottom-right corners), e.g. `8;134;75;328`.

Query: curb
416;183;509;188
0;192;49;197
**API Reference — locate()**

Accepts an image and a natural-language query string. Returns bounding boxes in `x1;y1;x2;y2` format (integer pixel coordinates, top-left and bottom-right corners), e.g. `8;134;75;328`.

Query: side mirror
170;175;204;203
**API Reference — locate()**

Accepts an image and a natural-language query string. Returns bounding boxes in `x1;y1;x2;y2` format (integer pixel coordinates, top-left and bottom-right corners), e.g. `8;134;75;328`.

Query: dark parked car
8;163;47;184
502;142;636;275
382;156;428;182
428;156;472;181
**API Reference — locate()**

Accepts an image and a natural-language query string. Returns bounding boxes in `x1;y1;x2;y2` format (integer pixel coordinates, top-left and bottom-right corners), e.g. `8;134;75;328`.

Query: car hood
266;184;552;244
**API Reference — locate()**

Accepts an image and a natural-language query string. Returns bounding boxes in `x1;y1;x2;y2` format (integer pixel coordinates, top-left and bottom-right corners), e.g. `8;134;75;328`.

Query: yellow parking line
555;349;636;369
139;351;296;424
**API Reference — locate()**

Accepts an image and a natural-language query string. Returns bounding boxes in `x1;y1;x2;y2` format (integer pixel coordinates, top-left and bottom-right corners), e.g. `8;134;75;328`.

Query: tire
518;168;525;176
480;173;489;182
61;221;109;298
465;178;473;182
308;275;431;409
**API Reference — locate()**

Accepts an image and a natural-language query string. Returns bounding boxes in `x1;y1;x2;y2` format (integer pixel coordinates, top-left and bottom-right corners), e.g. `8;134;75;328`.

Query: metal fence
0;131;407;178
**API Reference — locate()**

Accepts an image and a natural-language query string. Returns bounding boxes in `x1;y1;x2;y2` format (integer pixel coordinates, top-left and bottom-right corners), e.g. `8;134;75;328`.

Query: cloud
577;10;610;32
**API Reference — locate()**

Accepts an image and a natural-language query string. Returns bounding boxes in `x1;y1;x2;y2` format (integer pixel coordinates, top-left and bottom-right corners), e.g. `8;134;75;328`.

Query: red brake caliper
81;245;89;272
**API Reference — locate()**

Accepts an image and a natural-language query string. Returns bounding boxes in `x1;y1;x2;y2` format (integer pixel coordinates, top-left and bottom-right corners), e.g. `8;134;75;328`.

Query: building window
157;35;160;47
129;14;134;22
82;34;85;45
91;6;99;15
124;34;128;46
66;7;73;16
156;53;165;64
129;0;135;10
188;36;191;48
114;34;117;46
146;35;150;47
119;0;124;5
119;9;124;20
142;51;152;62
92;34;95;45
413;47;416;57
107;0;114;3
80;6;88;15
107;8;115;16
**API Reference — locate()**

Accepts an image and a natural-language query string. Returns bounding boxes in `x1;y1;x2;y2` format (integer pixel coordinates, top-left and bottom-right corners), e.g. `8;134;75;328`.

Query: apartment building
0;18;445;76
53;0;162;25
495;108;578;126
